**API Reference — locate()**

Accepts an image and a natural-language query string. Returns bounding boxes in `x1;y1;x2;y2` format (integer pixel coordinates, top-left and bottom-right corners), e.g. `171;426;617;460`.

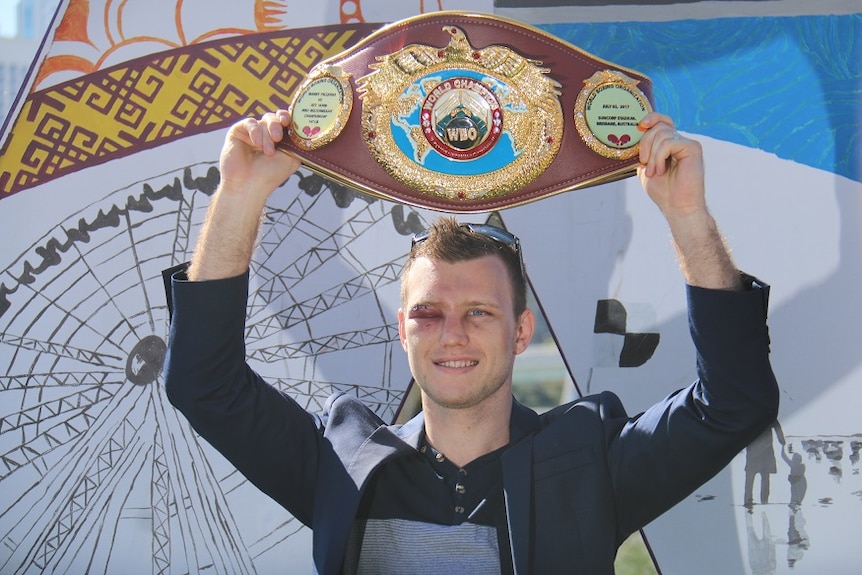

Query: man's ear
514;308;535;355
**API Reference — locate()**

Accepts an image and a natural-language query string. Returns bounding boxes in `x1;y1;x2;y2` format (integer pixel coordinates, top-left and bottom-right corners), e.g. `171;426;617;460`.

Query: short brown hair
401;217;527;317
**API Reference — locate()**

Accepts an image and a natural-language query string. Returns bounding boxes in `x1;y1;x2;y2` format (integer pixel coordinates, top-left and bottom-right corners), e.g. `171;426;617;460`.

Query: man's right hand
219;110;302;201
188;111;301;281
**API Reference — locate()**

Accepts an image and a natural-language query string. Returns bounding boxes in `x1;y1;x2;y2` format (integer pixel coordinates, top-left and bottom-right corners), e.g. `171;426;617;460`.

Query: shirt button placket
454;467;468;516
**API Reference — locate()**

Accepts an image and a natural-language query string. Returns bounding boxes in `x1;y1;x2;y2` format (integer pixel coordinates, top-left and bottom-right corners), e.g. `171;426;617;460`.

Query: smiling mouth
436;360;478;368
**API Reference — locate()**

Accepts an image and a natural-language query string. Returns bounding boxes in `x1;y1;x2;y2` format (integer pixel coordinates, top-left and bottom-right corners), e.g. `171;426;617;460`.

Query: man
164;110;779;573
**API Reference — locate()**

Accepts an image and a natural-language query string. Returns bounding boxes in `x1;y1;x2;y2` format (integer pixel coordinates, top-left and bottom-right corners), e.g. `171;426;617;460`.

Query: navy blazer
164;268;778;574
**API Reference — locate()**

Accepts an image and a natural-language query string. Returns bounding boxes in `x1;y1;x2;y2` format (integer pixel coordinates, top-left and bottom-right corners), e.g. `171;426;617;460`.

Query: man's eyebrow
407;299;503;309
465;300;503;308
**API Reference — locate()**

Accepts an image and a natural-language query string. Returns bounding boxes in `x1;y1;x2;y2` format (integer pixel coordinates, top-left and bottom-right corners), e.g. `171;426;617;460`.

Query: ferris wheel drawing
0;163;426;574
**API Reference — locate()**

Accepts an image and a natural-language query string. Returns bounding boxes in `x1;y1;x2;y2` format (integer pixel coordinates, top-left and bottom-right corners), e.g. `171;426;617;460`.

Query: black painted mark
594;299;659;368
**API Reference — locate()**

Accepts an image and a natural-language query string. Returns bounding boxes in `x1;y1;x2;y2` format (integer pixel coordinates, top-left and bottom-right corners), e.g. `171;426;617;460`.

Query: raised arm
189;110;301;281
601;113;780;536
637;112;741;290
165;112;322;522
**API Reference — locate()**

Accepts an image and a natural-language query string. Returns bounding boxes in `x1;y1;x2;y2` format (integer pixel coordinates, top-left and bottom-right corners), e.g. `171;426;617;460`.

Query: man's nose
440;314;468;345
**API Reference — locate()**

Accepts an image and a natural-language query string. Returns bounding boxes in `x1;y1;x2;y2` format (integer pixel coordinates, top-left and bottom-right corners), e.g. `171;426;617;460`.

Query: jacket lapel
502;433;534;575
318;414;424;575
502;400;539;575
346;415;423;487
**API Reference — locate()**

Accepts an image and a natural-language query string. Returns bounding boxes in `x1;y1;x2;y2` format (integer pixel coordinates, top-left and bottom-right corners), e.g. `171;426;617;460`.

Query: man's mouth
435;360;478;368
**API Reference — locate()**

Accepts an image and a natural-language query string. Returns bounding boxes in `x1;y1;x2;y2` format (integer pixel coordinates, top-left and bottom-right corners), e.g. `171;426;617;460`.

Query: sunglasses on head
411;223;525;277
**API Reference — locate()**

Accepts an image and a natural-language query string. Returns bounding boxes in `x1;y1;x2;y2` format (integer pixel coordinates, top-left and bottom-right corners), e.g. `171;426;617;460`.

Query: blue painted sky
541;14;861;182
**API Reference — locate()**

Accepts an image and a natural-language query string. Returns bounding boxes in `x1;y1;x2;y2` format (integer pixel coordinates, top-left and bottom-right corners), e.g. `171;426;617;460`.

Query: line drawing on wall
0;163;427;573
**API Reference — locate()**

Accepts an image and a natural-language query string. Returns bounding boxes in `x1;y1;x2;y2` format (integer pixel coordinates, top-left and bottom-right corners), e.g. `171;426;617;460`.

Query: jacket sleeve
162;266;322;526
608;275;780;536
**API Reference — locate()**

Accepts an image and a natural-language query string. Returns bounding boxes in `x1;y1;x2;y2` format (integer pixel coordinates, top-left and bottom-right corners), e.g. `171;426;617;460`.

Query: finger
650;129;685;177
637;112;675;133
639;124;678;175
271;110;302;169
253;112;284;155
227;117;264;150
637;112;676;167
274;108;291;126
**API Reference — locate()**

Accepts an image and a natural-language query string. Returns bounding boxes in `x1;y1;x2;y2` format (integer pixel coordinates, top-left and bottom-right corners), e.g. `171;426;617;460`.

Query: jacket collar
502;400;539;575
394;410;426;448
510;398;541;440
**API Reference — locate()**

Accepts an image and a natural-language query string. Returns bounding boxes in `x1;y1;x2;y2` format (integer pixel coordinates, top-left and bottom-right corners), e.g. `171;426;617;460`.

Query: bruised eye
409;304;438;318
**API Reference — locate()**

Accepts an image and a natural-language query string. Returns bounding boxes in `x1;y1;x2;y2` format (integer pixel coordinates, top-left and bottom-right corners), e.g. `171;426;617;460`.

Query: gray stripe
354;518;501;574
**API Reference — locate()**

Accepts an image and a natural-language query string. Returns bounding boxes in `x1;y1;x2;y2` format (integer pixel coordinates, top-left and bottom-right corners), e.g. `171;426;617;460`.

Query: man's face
398;255;534;412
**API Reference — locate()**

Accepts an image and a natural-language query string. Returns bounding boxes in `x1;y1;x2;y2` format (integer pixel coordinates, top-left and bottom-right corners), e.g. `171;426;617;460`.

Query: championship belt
278;11;653;213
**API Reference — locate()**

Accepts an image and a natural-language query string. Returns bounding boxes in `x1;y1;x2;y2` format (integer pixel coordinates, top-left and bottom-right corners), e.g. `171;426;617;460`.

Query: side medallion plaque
278;11;655;213
289;66;353;150
575;70;651;160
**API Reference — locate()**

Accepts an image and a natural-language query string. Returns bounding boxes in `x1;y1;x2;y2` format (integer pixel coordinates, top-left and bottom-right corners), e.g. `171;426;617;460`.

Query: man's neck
422;394;512;467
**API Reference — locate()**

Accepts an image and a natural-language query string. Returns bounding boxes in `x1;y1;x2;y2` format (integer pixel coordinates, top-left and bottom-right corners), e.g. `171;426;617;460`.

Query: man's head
401;217;527;318
397;217;534;413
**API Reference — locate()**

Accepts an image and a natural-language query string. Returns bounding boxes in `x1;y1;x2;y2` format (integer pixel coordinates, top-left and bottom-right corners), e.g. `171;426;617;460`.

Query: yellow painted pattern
0;27;371;197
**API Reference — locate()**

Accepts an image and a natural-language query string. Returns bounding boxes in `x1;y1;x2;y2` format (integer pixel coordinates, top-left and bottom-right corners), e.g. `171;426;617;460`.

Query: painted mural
0;0;859;573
